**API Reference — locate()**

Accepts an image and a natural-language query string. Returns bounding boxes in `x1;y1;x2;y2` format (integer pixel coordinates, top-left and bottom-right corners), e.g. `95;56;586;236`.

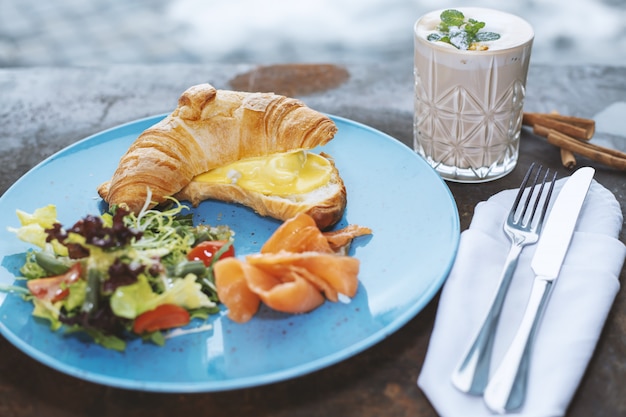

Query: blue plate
0;115;459;392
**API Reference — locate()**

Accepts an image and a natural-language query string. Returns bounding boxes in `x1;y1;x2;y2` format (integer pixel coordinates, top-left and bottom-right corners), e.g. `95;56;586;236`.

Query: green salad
6;197;234;351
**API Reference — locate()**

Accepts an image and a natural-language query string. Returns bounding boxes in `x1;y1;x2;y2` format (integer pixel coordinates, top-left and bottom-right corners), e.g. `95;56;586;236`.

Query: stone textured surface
0;62;624;417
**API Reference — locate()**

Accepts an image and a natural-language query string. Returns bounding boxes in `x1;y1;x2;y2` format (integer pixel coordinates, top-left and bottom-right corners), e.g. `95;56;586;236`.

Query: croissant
97;83;338;214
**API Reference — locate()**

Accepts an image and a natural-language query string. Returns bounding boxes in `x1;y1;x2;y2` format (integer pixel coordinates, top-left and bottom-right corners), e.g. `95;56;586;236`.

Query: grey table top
0;62;624;417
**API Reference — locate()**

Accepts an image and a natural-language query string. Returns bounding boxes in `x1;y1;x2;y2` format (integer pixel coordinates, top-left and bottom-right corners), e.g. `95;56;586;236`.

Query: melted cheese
194;151;332;196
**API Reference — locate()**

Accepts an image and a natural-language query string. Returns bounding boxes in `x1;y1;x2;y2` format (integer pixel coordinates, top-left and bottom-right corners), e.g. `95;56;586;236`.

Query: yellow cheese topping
193;151;332;196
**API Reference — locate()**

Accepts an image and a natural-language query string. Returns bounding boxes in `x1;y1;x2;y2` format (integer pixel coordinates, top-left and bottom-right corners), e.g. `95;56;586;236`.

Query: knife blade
529;166;595;281
483;166;595;414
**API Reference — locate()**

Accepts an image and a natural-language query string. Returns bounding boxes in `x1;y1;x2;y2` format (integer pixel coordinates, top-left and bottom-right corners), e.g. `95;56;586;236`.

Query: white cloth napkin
418;176;625;417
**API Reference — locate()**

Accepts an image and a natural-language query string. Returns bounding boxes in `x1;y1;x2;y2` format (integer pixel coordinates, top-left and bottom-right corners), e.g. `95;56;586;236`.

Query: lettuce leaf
110;274;216;319
9;205;68;256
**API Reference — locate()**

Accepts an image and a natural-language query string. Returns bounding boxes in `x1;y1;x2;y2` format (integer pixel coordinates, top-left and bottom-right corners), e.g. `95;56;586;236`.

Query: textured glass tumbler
413;8;534;182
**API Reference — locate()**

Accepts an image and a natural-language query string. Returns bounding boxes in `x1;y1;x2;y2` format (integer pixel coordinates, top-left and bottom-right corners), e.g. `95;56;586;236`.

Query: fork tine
509;163;536;221
524;167;550;228
535;171;558;232
518;165;543;224
522;167;557;231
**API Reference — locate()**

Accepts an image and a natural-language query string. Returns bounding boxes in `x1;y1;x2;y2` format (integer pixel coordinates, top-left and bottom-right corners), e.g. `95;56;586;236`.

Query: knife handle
451;244;523;394
483;277;553;414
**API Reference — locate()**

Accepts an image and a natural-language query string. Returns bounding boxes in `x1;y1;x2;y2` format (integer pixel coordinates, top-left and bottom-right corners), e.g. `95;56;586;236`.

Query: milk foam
415;8;534;52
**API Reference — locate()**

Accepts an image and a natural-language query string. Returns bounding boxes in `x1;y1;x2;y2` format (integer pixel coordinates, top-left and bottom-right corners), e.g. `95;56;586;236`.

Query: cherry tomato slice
187;240;235;266
132;304;190;334
27;263;82;303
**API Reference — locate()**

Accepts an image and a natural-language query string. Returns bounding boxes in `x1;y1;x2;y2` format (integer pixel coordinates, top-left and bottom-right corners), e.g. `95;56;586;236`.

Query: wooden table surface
0;62;624;416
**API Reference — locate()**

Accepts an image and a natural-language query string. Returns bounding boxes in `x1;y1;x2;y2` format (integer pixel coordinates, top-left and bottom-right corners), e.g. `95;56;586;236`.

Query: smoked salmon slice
247;251;360;298
245;264;326;314
214;213;371;322
261;212;332;254
214;257;261;323
323;224;373;253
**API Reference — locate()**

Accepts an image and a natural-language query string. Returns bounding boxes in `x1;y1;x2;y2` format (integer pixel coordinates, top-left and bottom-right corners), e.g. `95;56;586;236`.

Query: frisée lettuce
5;197;234;351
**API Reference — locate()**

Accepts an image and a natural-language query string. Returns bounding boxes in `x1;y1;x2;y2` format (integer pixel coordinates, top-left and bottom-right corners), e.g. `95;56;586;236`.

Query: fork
451;163;557;395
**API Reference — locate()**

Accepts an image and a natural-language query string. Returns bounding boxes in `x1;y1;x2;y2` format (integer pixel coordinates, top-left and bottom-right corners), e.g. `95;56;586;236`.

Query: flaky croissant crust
98;83;337;213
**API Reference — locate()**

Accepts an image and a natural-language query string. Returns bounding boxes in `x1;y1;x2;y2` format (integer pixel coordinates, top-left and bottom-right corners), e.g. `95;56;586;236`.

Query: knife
483;166;595;414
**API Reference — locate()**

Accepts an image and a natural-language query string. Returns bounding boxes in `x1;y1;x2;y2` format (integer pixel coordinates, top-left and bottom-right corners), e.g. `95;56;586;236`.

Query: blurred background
0;0;624;67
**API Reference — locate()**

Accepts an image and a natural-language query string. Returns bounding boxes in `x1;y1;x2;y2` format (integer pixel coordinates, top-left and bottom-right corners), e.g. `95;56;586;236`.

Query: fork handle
451;243;523;394
483;277;553;414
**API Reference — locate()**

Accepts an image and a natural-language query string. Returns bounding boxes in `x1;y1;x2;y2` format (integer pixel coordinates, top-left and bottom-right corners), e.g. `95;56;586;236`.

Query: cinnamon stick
523;112;595;140
532;123;550;137
523;111;626;170
526;112;595;128
549;111;577;168
532;123;578;168
560;148;577;169
546;129;626;170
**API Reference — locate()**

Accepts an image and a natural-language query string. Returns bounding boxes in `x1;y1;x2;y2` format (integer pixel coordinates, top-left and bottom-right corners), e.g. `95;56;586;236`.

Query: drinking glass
414;8;534;182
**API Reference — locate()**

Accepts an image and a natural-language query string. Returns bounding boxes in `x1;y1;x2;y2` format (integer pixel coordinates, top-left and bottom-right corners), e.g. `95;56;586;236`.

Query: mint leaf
440;9;465;27
427;9;500;50
465;19;485;38
427;33;443;42
475;32;501;42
